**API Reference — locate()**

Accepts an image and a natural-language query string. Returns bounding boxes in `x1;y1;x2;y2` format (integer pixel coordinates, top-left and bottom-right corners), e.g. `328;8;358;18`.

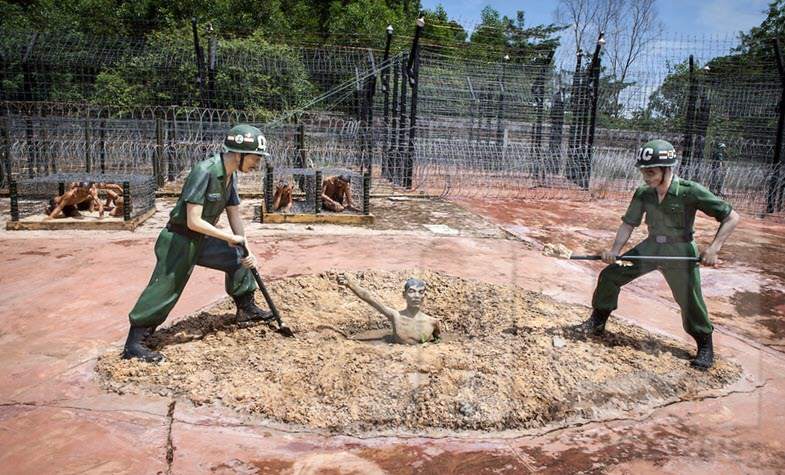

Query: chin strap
238;153;246;172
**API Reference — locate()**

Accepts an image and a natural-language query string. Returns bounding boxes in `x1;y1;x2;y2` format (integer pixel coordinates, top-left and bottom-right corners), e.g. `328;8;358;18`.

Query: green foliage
92;27;315;113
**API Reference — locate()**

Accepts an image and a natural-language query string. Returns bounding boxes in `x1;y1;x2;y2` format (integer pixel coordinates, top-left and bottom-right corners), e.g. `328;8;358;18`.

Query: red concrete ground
0;197;784;474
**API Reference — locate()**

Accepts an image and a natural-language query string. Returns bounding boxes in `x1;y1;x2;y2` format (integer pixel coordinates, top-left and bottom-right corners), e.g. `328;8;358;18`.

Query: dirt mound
97;271;741;434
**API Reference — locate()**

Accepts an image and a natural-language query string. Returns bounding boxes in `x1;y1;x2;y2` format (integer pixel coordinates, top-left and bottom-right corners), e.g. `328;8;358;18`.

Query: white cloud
697;0;769;35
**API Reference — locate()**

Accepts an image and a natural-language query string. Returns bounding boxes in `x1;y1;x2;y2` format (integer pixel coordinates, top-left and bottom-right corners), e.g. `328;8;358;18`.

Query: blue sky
421;0;771;37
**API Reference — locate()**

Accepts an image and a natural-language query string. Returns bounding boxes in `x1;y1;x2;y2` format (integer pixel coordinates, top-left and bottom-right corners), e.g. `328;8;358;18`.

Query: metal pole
405;18;425;190
10;180;19;221
191;18;207;108
22;33;37;179
388;55;400;180
99;119;106;174
154;116;164;187
549;88;565;176
207;25;217;109
769;39;785;213
363;172;371;215
314;170;322;214
122;181;131;221
397;54;409;185
496;56;508;146
381;26;393;178
167;108;175;181
681;55;698;180
265;164;274;213
84;115;91;173
585;33;605;191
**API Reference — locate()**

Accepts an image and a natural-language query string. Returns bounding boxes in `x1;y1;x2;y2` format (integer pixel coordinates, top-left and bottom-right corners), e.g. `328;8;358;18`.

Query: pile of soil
97;271;741;434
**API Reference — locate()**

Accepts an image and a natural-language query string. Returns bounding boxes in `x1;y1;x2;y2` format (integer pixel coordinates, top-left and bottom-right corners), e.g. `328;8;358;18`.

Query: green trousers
128;228;257;328
591;239;713;337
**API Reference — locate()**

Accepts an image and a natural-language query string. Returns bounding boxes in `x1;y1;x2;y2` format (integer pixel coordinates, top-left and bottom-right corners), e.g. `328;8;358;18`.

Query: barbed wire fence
1;22;784;220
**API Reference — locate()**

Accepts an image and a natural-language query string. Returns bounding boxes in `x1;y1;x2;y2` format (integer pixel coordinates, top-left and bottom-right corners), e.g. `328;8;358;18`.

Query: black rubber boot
122;326;164;363
691;333;714;370
572;309;611;336
233;292;273;325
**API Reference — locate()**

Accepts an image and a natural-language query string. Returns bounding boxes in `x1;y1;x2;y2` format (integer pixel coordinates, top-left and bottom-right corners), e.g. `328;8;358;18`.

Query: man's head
223;124;270;173
637;139;677;187
403;278;426;310
337;174;352;185
276;178;291;190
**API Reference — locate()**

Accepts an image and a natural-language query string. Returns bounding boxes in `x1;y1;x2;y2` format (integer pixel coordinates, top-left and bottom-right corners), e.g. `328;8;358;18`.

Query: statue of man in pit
338;274;441;344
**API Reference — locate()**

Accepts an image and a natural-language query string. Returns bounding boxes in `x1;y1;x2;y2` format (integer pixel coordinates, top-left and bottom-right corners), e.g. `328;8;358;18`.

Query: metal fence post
396;54;409;185
99;119;106;174
363;172;371;215
264;164;274;213
315;170;322;214
381;26;393;179
405;18;424;190
10;180;19;221
84;115;91;173
122;181;131;221
681;55;698;180
154;116;164;187
585;33;605;191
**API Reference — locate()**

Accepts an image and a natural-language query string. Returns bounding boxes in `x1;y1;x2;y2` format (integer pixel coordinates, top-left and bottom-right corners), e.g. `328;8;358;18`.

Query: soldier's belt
648;234;693;244
166;221;203;240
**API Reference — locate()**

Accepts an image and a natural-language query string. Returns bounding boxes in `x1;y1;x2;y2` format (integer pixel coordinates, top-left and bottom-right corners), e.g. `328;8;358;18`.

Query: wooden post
10;180;19;221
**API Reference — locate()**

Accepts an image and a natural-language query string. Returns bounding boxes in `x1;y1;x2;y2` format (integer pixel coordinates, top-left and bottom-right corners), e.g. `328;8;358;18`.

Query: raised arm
338;274;397;321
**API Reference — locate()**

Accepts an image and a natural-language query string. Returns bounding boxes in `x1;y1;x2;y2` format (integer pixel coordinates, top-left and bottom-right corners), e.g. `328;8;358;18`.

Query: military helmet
223;124;270;157
636;139;677;168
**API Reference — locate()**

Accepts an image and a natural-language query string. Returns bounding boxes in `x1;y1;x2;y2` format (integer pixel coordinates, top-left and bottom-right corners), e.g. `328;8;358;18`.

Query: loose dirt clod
97;271;741;434
542;243;573;259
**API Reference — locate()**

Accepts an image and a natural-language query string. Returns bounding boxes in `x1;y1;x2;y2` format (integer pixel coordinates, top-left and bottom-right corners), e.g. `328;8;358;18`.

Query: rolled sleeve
621;187;645;226
690;182;732;222
182;167;210;205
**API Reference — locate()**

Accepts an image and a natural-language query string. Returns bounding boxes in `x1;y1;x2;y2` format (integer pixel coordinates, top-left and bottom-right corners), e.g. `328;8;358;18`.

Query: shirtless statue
322;174;360;213
337;273;441;344
272;178;294;213
46;182;103;219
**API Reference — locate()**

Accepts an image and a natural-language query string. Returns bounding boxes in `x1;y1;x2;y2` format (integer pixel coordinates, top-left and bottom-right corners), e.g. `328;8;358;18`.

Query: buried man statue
574;139;740;370
123;124;274;362
338;274;441;344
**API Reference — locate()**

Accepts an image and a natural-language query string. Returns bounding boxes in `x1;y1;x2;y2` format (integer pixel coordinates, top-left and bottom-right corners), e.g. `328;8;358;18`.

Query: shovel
239;242;295;338
570;255;702;263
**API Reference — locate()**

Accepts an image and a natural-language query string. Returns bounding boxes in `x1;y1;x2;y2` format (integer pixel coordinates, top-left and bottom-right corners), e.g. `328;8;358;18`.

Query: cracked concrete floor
0;197;784;474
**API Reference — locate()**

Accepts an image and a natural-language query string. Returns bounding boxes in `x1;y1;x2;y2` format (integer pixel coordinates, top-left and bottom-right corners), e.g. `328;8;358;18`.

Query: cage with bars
261;165;373;224
6;173;157;230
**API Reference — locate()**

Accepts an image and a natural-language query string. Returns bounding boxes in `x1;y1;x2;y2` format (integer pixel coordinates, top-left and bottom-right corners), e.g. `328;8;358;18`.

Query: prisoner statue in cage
573;139;740;371
123;124;275;363
46;181;104;219
321;174;360;212
338;274;441;345
272;178;294;213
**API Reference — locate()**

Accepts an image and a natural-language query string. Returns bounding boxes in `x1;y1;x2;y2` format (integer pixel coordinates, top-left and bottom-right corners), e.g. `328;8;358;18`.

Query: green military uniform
128;153;256;328
591;176;732;337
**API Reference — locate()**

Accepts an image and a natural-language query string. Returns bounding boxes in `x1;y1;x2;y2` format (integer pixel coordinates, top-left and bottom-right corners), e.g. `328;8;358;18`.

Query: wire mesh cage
8;173;157;224
262;165;370;218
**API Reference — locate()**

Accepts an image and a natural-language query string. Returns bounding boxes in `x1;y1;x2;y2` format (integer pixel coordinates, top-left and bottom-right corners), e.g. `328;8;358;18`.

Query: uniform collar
215;153;226;180
667;176;680;197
